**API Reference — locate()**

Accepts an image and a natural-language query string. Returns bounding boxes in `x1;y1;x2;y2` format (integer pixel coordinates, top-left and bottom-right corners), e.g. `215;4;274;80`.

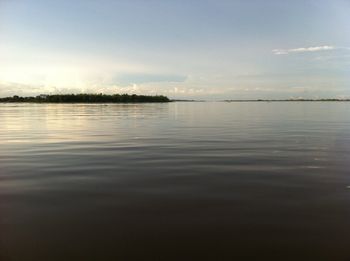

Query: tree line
0;94;170;103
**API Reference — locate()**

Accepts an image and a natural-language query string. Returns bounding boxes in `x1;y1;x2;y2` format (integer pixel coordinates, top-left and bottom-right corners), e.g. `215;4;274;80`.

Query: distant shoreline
1;95;350;103
223;99;350;102
0;94;170;103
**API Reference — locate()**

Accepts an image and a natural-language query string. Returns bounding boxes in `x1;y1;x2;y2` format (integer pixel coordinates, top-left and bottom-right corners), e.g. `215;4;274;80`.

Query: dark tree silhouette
0;94;170;103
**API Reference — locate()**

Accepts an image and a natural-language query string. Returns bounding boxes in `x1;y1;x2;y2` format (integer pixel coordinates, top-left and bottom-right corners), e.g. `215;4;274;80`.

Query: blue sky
1;0;350;99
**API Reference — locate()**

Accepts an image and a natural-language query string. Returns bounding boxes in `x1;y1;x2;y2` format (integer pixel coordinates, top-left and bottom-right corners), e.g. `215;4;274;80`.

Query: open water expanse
1;102;350;260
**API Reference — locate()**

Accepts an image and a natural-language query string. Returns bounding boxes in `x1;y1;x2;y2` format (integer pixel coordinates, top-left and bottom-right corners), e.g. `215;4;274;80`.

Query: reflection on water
1;102;350;260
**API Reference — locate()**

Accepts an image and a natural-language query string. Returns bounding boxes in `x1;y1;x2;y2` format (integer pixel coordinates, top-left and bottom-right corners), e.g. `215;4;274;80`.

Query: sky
1;0;350;99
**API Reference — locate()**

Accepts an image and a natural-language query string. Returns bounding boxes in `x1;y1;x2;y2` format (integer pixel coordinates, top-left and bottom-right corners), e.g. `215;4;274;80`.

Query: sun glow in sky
1;0;350;99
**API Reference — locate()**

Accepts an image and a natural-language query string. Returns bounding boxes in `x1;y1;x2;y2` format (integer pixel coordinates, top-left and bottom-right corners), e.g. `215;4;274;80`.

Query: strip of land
0;94;170;103
223;99;350;102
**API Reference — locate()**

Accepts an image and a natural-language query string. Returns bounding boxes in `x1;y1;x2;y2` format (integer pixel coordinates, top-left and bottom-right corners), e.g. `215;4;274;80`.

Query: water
1;102;350;260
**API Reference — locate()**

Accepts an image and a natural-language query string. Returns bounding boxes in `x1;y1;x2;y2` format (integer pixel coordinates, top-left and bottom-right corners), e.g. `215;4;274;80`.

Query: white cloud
273;45;336;55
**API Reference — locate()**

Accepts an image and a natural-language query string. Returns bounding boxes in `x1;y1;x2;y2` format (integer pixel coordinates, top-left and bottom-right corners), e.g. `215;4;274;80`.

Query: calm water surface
1;102;350;260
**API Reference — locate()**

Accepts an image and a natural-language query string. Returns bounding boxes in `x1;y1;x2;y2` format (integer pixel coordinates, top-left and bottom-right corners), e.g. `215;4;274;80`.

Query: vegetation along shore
0;94;170;103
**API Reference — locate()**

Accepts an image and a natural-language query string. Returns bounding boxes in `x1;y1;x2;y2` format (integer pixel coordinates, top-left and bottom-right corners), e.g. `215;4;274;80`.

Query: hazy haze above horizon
1;0;350;99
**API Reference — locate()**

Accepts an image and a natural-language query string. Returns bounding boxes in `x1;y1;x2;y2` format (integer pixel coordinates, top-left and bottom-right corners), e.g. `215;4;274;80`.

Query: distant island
0;94;170;103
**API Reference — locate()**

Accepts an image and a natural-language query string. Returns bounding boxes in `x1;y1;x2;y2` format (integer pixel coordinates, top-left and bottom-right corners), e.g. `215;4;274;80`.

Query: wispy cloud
273;45;336;55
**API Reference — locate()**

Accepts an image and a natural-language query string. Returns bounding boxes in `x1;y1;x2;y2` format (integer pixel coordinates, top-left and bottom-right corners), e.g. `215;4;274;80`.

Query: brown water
1;102;350;260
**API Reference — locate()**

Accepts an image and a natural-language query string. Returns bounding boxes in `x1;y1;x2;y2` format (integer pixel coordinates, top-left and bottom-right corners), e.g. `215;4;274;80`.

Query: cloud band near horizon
272;45;337;55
